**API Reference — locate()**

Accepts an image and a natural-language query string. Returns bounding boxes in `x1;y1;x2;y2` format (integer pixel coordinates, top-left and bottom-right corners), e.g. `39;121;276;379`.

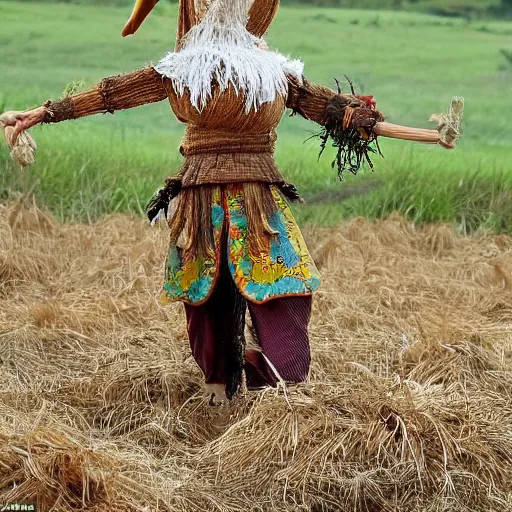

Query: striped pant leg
245;295;312;388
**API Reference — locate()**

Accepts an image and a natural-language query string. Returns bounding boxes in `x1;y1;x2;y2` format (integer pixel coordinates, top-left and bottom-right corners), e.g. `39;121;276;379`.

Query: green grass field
1;1;511;230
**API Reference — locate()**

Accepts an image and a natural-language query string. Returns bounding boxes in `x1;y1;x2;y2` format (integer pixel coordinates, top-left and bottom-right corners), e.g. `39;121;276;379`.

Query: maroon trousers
184;252;312;390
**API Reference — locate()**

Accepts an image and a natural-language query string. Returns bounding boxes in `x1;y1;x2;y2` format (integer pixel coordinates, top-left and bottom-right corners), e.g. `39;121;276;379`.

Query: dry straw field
0;199;511;511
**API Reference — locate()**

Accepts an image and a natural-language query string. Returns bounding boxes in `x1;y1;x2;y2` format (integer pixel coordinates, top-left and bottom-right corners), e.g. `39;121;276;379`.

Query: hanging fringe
243;183;278;255
317;80;385;179
225;282;247;400
217;226;247;401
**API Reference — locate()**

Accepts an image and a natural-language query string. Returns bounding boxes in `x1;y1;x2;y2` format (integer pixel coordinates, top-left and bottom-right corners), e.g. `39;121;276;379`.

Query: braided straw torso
167;83;287;186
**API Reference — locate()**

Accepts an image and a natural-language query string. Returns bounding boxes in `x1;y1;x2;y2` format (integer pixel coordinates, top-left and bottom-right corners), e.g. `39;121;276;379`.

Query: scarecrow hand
0;107;45;167
430;97;464;149
1;107;46;147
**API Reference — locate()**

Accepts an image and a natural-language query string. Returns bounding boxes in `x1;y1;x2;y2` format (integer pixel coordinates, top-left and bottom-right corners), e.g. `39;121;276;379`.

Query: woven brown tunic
43;67;358;305
164;78;323;304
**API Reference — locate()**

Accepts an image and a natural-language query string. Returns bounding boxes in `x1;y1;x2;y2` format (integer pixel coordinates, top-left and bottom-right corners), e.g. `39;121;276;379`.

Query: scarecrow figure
1;0;463;404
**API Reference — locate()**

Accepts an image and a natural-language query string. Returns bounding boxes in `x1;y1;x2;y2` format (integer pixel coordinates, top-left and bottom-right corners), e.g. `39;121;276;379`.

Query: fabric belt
180;127;277;156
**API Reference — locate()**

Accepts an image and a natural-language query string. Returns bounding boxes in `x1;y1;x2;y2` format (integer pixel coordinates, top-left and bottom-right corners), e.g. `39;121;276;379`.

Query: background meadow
1;0;511;229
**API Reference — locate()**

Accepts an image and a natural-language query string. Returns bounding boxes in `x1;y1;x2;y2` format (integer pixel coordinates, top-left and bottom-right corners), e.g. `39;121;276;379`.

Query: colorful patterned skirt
159;183;321;305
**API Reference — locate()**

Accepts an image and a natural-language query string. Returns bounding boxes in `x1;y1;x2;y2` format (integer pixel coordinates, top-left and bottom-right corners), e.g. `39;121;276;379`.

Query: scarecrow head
122;0;279;44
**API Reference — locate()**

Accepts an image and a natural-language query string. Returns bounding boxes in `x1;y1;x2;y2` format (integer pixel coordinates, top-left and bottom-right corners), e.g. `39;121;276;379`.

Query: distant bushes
13;0;512;18
281;0;512;19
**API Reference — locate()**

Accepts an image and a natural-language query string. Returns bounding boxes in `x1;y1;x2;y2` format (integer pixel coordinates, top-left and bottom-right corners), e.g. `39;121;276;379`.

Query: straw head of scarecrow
121;0;279;43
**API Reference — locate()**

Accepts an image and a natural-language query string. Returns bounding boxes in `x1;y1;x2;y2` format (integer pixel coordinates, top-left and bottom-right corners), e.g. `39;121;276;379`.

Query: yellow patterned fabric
159;184;320;305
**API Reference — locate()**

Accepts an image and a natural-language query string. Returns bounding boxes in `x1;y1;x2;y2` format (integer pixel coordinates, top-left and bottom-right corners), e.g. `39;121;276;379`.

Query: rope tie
180;127;277;156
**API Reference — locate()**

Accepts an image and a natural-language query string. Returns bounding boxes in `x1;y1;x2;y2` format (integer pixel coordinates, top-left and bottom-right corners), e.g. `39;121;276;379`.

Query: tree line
280;0;512;18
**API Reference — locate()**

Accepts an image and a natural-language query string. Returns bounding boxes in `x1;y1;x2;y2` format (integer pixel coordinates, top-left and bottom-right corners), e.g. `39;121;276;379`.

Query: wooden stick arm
374;122;441;144
373;97;464;149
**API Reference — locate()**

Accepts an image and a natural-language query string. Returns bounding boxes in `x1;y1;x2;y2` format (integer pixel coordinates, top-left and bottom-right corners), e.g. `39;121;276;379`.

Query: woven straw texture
177;0;280;48
43;68;168;123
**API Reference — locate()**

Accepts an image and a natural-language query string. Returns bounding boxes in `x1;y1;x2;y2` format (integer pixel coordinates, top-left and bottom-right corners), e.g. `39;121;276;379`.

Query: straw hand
0;107;46;168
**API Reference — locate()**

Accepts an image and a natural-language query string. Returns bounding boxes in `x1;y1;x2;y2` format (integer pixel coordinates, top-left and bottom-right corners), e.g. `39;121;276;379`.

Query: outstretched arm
42;67;168;124
286;74;462;149
1;67;169;153
286;74;382;129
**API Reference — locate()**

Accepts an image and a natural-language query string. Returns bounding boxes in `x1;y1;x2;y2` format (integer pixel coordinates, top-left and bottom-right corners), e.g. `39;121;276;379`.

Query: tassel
145;176;182;224
217;228;247;401
225;287;247;400
278;181;304;203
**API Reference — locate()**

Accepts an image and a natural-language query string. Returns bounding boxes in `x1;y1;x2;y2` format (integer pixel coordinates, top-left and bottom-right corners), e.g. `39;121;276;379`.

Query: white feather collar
154;0;303;112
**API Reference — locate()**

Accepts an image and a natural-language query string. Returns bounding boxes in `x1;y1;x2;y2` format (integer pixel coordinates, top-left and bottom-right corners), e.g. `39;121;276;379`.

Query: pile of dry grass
0;199;511;511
